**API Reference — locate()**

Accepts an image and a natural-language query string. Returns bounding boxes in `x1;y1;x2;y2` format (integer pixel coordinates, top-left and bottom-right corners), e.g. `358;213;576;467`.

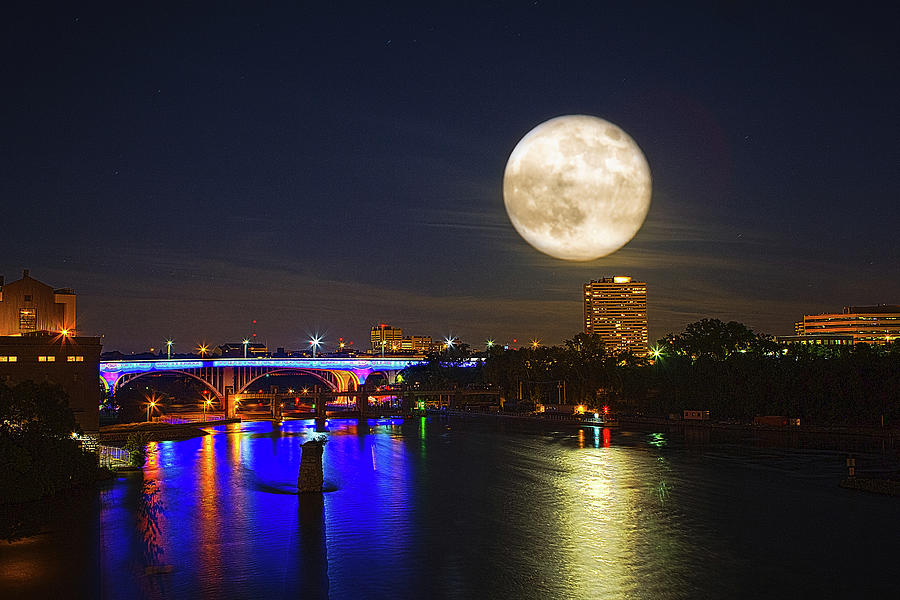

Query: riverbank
430;408;615;428
99;418;240;443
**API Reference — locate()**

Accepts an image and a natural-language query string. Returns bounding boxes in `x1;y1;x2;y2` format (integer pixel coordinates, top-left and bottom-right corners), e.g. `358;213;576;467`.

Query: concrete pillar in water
357;389;368;417
298;439;326;493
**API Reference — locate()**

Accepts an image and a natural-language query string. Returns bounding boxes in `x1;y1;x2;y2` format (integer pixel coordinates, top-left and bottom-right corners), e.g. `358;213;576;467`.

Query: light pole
242;338;249;358
147;397;158;422
166;339;173;359
309;335;322;358
197;343;209;357
381;340;386;358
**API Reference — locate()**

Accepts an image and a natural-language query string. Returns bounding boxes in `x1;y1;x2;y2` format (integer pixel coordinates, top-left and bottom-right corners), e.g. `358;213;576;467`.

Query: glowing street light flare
197;343;209;357
486;339;495;349
166;339;174;359
146;396;159;422
531;339;540;349
309;335;323;358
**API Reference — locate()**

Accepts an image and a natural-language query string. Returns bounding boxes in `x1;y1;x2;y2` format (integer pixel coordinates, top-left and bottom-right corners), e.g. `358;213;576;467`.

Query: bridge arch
111;369;224;401
236;368;343;395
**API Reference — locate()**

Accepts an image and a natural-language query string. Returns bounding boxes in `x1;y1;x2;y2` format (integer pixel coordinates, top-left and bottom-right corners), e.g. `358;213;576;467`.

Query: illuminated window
67;355;84;362
19;308;37;331
38;355;56;362
0;356;18;362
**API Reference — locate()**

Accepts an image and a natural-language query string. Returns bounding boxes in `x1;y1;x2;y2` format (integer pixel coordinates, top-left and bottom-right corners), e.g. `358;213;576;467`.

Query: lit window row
0;356;18;362
38;355;56;362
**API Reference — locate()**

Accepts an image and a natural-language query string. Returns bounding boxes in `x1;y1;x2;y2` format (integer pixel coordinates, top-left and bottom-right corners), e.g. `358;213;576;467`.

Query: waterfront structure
800;305;900;345
583;276;648;357
0;270;76;336
0;331;102;433
100;355;443;419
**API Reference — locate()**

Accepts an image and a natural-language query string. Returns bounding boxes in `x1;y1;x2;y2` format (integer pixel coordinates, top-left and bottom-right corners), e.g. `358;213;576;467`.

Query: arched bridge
100;357;427;418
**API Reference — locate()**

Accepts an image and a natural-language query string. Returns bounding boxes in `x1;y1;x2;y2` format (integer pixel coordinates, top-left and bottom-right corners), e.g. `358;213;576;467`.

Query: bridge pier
271;386;282;421
225;386;236;419
298;439;326;493
358;390;368;417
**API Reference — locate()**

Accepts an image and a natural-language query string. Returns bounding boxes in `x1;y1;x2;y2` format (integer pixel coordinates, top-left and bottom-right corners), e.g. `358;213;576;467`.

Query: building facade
371;324;404;353
400;335;432;353
0;331;102;434
801;305;900;344
0;270;76;336
583;276;648;357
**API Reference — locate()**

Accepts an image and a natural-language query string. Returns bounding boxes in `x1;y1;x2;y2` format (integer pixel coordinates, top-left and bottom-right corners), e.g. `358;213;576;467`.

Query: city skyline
2;4;897;353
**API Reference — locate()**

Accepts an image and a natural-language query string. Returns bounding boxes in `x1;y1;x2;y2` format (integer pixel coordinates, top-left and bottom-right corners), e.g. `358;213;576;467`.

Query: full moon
503;115;652;261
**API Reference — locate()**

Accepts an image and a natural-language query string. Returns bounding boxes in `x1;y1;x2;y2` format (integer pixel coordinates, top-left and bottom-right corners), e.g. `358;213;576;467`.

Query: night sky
2;4;897;353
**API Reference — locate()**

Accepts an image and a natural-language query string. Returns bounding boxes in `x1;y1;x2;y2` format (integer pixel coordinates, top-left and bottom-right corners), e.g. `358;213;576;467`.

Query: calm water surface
4;417;900;599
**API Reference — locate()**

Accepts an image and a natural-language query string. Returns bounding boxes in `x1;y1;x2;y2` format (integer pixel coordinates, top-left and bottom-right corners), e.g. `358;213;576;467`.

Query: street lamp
486;339;495;350
309;334;322;358
444;336;455;350
203;395;213;419
197;343;209;357
242;339;250;358
166;339;173;359
380;340;386;357
531;339;540;350
147;397;158;422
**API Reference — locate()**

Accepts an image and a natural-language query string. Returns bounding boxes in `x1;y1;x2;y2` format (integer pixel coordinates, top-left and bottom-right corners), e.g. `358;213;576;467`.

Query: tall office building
583;276;648;357
370;324;404;353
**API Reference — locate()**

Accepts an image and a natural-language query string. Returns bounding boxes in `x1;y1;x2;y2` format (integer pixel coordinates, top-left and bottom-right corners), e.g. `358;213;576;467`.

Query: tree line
400;319;900;427
0;380;100;506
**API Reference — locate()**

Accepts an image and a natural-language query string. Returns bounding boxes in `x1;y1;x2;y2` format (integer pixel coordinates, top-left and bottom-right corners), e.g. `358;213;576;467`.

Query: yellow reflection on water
558;430;683;598
197;432;222;597
145;441;159;469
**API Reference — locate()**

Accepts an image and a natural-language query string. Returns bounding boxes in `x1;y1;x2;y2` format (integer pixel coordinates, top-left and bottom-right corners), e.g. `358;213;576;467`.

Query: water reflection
297;494;329;598
92;418;900;599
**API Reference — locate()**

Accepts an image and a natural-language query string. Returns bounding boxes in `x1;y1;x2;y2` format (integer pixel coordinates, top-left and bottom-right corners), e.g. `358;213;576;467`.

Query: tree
0;380;98;505
663;318;758;361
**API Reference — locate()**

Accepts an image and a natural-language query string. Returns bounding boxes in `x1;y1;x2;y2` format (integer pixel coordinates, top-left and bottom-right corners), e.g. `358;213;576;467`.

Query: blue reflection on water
96;418;900;600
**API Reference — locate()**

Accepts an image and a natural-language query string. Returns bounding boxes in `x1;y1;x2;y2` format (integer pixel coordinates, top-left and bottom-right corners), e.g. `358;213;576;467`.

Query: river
2;416;899;599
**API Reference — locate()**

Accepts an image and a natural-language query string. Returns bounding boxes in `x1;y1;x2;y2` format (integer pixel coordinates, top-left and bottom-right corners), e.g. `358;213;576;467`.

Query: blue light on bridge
100;357;432;374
